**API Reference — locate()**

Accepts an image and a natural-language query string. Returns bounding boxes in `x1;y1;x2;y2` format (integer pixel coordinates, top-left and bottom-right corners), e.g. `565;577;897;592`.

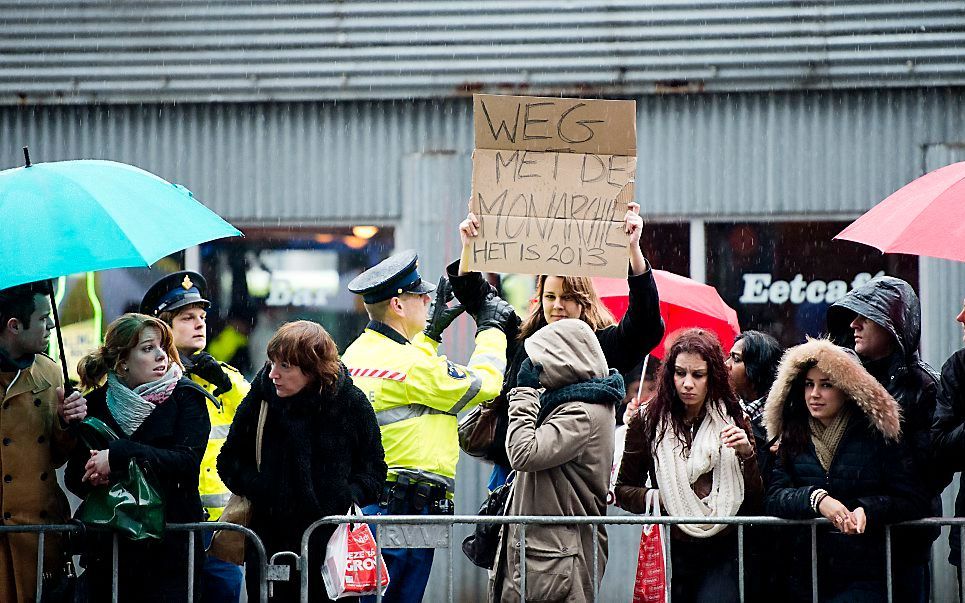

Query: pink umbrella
834;161;965;262
594;270;740;360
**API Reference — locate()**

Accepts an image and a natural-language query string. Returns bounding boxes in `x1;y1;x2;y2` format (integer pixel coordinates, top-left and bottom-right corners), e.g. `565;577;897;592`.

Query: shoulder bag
207;400;268;565
461;471;515;569
75;417;164;542
457;402;500;459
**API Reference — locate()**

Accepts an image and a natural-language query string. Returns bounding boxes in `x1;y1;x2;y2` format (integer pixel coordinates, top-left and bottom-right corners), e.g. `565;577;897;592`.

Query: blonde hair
157;301;207;326
77;314;182;390
267;321;341;393
517;275;616;341
363;299;391;322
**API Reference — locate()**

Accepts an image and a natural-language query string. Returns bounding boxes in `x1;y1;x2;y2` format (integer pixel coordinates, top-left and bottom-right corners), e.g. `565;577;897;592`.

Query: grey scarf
106;364;183;436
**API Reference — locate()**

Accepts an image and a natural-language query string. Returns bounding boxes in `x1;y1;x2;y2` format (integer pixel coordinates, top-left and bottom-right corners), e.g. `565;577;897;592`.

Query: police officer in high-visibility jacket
343;251;515;603
141;271;250;603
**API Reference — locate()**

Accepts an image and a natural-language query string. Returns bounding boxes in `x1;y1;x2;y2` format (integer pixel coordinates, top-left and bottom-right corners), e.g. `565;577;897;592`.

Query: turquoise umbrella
0;148;243;381
1;150;242;290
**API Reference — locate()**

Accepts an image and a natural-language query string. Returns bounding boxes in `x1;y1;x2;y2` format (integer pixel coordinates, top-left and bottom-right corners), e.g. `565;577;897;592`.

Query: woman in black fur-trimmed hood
218;321;387;602
764;338;928;602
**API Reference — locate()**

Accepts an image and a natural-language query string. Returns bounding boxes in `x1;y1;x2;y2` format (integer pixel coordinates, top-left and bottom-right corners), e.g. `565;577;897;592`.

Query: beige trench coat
490;319;619;603
0;354;75;603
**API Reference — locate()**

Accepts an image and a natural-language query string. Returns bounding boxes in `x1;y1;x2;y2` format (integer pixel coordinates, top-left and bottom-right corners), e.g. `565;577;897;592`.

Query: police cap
140;271;210;317
347;250;436;304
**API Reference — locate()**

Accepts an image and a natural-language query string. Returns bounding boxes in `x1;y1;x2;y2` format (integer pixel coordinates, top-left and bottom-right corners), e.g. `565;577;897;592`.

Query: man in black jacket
828;275;943;603
931;297;965;582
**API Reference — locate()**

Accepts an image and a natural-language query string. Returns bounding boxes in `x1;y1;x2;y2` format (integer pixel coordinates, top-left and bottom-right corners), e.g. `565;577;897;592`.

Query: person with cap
341;250;514;603
826;275;943;603
140;271;250;603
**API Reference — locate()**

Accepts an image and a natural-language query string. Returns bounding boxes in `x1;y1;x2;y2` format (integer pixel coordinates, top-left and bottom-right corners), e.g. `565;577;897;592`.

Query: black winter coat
766;418;926;599
931;347;965;564
448;262;665;466
217;363;387;555
827;276;944;494
65;379;209;603
827;276;944;562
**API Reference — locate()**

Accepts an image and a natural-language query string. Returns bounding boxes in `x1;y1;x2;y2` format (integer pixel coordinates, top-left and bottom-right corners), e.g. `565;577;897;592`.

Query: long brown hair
267;321;341;393
77;314;182;390
643;328;742;451
517;275;616;341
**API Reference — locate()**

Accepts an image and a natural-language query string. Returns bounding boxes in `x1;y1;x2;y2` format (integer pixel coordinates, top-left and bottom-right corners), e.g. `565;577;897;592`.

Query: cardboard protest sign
462;94;637;278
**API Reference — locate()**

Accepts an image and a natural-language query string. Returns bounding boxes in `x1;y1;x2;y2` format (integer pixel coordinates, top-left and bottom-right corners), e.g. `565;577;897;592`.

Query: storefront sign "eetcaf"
740;271;885;305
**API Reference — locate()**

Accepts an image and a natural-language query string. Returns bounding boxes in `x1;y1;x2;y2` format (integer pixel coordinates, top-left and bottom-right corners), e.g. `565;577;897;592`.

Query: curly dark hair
733;330;783;400
644;328;742;451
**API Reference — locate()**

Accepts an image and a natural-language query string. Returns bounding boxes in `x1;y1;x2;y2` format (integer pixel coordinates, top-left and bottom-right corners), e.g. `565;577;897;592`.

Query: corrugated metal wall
3;1;965;104
3;88;964;223
0;100;474;222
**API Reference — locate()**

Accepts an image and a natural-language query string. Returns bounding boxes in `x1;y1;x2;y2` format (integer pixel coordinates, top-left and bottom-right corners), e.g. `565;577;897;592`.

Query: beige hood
764;338;902;441
524;318;609;389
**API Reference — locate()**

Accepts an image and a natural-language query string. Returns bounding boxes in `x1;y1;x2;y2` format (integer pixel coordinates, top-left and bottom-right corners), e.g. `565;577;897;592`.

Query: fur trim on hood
764;338;901;442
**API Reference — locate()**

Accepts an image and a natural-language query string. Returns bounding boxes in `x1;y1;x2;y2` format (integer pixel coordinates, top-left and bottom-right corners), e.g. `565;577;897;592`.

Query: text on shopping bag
463;94;637;278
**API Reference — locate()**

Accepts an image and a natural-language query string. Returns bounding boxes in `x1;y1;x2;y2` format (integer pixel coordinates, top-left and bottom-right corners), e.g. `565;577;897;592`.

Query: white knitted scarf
654;402;745;538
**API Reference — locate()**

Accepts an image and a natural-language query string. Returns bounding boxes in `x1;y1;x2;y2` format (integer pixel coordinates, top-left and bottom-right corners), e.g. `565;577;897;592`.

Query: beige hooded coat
490;319;622;603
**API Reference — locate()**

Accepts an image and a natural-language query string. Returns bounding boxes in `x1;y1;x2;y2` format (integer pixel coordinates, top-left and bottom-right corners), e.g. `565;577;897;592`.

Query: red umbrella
834;161;965;262
594;270;740;360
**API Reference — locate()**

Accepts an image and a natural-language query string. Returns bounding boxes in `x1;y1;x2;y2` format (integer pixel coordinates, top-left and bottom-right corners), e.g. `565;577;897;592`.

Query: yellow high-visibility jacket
342;321;507;488
190;363;250;520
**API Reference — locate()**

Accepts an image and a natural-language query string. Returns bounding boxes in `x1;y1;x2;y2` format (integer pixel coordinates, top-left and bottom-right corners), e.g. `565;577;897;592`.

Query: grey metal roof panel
4;88;963;223
2;0;964;104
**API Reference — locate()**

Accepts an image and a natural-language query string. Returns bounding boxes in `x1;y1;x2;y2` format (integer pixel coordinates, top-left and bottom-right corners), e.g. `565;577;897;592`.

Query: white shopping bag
321;505;391;599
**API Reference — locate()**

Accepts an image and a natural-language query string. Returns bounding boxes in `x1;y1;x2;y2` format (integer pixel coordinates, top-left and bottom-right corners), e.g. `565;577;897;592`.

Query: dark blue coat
766;417;926;599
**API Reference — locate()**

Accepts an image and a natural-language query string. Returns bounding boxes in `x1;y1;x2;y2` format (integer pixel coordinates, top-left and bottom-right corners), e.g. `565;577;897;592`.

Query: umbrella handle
636;354;650;402
48;289;70;387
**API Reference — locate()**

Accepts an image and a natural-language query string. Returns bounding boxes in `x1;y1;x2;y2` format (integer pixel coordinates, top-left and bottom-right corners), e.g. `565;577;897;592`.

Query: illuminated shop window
201;227;394;378
705;221;918;347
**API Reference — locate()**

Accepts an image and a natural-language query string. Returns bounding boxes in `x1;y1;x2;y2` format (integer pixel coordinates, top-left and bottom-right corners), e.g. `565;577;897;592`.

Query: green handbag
75;417;165;541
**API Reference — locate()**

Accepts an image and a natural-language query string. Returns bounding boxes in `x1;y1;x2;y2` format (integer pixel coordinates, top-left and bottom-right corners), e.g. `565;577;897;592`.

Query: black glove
424;276;466;343
446;259;498;316
185;351;233;397
516;358;542;389
474;295;518;335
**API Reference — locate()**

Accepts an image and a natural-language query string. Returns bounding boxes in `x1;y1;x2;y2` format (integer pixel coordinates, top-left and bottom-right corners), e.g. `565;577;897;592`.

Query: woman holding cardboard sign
452;200;664;489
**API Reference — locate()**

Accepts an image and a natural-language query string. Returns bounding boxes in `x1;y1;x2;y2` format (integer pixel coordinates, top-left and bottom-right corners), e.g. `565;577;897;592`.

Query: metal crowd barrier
308;514;965;603
0;521;269;603
6;516;965;602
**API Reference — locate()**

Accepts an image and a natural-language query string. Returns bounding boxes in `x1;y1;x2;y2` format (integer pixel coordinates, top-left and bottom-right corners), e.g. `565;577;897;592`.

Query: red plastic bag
632;490;668;603
321;506;391;599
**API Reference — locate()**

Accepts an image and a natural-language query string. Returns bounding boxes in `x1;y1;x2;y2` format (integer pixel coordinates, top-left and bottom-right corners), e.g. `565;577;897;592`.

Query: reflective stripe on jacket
342;322;506;483
191;362;250;520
